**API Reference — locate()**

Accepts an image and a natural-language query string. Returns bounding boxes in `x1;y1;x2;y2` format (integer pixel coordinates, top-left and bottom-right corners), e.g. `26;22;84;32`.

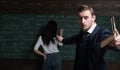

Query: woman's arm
34;36;46;60
34;50;46;60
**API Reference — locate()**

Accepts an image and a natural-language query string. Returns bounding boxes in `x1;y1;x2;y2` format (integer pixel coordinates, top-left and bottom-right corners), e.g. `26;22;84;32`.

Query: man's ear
92;15;96;21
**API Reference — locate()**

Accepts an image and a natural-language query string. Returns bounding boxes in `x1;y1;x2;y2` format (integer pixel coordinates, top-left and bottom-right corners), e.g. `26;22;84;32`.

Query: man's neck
87;22;97;34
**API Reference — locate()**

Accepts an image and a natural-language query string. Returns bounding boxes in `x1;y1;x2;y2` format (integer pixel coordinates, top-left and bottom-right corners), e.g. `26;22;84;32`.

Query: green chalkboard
0;14;120;61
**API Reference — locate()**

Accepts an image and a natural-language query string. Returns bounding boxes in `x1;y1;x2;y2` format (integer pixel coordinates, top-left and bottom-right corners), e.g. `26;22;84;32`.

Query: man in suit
56;5;120;70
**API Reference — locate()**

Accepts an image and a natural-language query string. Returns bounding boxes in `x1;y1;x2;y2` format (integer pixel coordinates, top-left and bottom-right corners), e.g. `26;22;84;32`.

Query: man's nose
82;18;85;23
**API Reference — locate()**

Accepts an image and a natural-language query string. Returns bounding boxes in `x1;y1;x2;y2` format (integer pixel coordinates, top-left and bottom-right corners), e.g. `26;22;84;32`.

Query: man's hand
109;28;120;49
56;28;64;42
113;28;120;49
56;35;63;42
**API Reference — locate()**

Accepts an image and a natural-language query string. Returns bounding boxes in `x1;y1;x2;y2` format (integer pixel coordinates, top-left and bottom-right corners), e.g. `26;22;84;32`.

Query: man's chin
82;28;87;31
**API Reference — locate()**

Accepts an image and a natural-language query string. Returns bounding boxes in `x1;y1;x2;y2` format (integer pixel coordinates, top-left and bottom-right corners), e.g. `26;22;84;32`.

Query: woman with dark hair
34;20;63;70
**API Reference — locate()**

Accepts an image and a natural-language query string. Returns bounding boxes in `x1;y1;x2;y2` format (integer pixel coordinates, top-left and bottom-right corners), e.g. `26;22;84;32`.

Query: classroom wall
0;0;120;70
0;0;120;15
0;14;120;70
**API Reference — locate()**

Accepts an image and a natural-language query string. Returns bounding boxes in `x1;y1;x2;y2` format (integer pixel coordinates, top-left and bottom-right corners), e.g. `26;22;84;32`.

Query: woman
34;20;63;70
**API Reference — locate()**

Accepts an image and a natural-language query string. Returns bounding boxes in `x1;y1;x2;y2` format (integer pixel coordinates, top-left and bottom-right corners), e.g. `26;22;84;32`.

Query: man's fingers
115;28;120;36
114;28;120;38
59;28;64;36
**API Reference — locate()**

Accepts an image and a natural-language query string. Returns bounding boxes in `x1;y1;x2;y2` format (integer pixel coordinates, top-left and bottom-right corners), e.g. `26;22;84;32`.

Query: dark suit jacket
62;25;118;70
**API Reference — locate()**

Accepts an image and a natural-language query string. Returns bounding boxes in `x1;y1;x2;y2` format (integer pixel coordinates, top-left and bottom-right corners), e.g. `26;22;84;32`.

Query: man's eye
78;17;82;20
84;17;88;19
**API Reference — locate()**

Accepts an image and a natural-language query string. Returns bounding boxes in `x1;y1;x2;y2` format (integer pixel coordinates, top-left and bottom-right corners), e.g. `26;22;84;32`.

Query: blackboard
0;14;120;61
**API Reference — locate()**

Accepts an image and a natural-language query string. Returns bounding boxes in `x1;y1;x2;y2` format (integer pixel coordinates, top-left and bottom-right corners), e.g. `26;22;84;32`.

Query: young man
57;5;120;70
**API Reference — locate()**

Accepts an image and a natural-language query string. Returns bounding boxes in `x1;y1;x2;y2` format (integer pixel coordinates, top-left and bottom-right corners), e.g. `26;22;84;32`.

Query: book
100;35;114;48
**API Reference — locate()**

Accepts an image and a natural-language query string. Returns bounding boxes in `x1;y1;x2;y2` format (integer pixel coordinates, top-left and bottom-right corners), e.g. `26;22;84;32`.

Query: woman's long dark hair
42;20;57;45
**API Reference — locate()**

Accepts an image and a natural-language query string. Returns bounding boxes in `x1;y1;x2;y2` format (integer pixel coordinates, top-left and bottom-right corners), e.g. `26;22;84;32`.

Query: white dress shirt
87;22;97;34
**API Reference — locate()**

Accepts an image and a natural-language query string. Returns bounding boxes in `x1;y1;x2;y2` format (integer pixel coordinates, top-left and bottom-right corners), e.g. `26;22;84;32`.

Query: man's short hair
77;5;95;15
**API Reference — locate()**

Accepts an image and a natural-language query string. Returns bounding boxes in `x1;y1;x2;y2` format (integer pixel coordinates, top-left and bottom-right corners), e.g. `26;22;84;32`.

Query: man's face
78;10;96;31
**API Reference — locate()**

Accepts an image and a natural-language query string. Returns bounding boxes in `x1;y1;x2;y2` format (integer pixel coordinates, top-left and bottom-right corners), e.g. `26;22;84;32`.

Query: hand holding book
100;16;120;48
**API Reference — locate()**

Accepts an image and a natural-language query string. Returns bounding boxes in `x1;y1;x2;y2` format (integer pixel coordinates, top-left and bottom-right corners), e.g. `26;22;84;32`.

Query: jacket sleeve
62;34;79;45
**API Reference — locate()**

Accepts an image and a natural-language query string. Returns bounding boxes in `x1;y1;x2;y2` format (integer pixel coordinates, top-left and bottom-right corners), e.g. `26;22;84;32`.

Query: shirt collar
87;22;97;34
